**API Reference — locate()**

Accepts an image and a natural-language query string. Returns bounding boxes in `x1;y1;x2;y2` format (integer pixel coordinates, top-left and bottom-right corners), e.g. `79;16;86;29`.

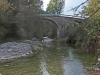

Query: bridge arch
42;18;60;38
41;14;83;38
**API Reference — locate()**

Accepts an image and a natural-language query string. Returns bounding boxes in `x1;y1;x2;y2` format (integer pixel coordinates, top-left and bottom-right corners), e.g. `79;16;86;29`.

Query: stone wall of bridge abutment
41;16;83;38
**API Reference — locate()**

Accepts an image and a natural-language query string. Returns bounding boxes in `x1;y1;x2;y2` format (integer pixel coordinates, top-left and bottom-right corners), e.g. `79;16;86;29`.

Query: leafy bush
66;18;100;52
0;0;44;42
0;0;15;42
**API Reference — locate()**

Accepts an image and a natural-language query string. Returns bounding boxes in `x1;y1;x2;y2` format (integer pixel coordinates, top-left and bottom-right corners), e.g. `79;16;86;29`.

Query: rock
98;58;100;62
24;40;44;51
31;45;43;51
31;37;38;41
43;37;48;39
24;40;34;44
42;38;53;43
0;42;33;60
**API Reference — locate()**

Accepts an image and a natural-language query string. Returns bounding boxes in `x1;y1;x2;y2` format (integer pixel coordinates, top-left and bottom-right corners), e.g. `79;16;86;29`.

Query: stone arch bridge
41;14;83;38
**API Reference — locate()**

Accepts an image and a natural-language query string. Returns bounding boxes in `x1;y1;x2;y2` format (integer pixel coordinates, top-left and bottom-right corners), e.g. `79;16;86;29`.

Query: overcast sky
42;0;86;15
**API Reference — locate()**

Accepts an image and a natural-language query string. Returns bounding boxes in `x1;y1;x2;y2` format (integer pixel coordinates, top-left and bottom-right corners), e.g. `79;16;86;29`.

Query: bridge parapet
40;14;85;19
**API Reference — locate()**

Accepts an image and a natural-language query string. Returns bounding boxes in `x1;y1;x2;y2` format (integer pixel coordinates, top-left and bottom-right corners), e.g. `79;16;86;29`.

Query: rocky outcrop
24;40;44;51
0;42;33;60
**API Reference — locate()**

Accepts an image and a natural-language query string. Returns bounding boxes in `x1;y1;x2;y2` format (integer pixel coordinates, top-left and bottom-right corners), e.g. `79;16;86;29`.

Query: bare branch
66;0;88;12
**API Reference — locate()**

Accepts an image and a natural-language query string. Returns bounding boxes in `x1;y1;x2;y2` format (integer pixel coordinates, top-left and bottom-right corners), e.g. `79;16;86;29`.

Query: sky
42;0;86;15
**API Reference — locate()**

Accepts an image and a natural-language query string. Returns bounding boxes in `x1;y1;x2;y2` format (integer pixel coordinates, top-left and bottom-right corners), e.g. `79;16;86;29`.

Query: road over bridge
41;14;84;38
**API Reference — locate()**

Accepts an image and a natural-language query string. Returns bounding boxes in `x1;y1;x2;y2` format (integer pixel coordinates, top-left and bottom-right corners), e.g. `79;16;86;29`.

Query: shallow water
0;42;97;75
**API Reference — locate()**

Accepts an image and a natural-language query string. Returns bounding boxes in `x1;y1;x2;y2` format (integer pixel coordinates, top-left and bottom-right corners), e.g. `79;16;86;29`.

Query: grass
0;55;41;75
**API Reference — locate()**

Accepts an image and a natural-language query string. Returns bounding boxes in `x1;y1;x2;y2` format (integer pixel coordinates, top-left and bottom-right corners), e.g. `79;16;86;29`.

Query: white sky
42;0;86;15
42;0;50;11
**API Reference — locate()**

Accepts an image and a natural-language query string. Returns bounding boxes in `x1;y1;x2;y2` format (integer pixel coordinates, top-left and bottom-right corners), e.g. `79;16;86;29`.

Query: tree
66;0;100;51
13;0;43;39
46;0;65;14
0;0;10;12
0;0;14;42
81;0;100;18
0;0;45;42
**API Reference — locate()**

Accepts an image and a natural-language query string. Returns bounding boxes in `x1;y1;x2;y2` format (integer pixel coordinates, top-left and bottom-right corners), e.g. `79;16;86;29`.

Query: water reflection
62;49;86;75
40;54;49;75
0;41;97;75
40;61;49;75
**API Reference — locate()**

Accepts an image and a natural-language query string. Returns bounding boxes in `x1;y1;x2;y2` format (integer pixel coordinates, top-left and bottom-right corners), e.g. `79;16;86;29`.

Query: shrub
66;18;100;52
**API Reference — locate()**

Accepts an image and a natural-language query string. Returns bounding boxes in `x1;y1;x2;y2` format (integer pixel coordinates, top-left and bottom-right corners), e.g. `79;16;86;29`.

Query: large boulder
0;42;33;60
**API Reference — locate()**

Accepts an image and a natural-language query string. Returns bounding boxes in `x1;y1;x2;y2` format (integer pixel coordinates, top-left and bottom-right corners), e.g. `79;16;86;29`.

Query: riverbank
0;37;54;62
0;39;45;61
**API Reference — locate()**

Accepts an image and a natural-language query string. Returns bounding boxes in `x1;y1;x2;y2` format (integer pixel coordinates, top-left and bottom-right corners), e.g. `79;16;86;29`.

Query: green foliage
0;0;15;42
66;18;100;52
66;0;100;52
42;20;57;38
46;0;65;14
0;0;10;12
66;22;80;44
81;0;100;18
13;0;43;39
0;0;44;42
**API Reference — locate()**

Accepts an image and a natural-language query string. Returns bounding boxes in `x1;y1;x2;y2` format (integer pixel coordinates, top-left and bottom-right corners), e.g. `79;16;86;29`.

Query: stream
0;41;97;75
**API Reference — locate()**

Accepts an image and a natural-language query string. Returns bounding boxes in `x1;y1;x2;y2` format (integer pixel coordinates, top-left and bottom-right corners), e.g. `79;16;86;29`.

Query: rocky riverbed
0;37;53;61
0;42;33;60
0;40;44;61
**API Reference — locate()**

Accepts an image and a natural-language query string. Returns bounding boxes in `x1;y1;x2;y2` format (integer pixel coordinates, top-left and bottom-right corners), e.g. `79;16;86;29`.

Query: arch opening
42;19;59;39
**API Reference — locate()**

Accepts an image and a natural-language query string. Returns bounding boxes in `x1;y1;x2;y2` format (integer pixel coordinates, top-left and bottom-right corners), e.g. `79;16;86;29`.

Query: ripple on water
40;61;49;75
39;53;50;75
62;50;86;75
